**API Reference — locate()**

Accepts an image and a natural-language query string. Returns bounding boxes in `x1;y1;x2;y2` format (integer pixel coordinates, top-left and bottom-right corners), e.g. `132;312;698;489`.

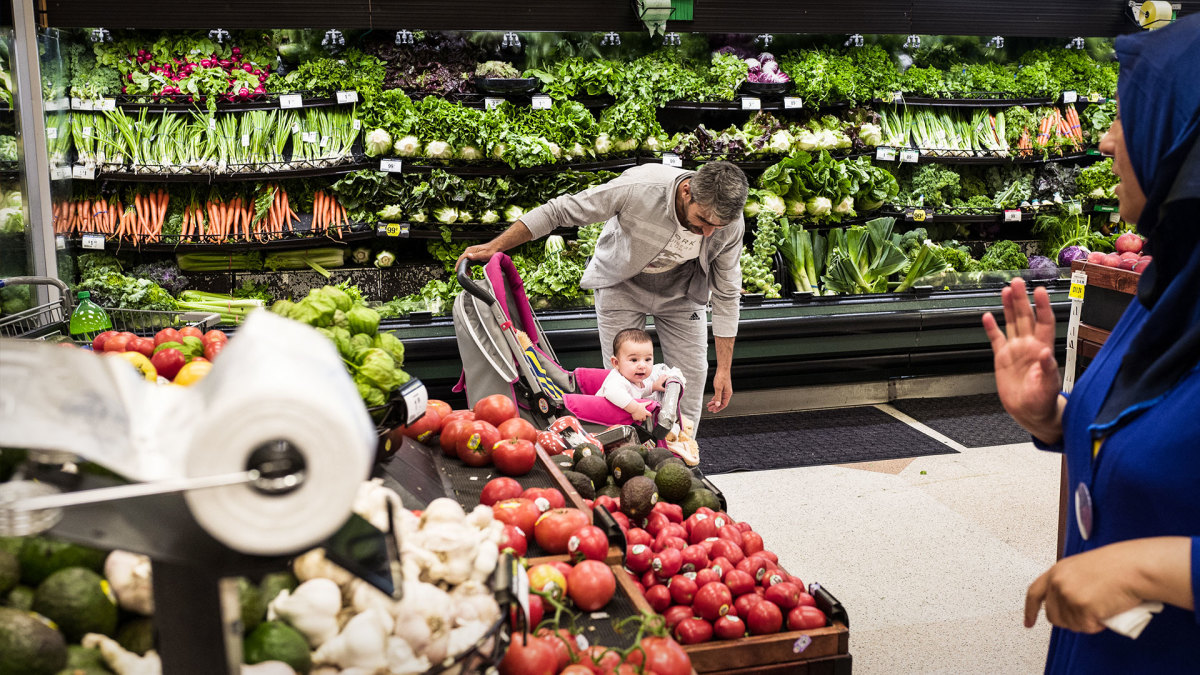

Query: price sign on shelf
1109;211;1121;223
46;127;58;140
55;235;66;251
1062;90;1078;104
531;95;553;110
1068;272;1087;301
783;97;803;109
81;233;105;250
912;209;929;222
484;97;505;110
72;165;96;180
1088;92;1102;103
400;379;428;426
875;146;897;162
241;133;250;147
1004;209;1023;222
741;97;762;111
662;153;683;168
899;148;920;163
301;131;318;144
98;98;117;112
336;90;359;104
380;158;403;173
352;119;361;130
379;222;410;238
892;91;904;104
279;93;304;109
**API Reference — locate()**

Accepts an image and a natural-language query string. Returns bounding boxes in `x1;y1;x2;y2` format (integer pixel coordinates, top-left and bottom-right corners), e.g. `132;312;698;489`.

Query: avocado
116;617;155;656
0;606;68;675
642;468;657;483
4;584;34;611
0;550;18;596
259;571;299;608
0;536;22;556
654;462;694;504
63;645;109;672
619;476;659;523
597;483;622;499
607;444;645;471
571;443;602;468
244;620;312;674
238;576;266;634
611;451;646;487
681;488;722;519
574;454;609;492
655;456;687;472
55;667;113;675
645;447;675;471
691;476;707;491
31;567;118;642
562;470;596;501
19;538;107;587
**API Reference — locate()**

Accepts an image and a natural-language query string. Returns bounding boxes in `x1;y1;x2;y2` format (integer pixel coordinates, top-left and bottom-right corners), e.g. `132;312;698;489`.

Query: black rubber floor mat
697;406;956;475
891;394;1030;448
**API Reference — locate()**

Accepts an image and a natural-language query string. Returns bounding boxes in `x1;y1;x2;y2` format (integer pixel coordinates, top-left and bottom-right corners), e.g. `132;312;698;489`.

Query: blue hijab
1092;13;1200;436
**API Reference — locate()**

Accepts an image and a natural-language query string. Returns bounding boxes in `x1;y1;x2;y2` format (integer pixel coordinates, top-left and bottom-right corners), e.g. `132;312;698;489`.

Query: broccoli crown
978;240;1029;271
938;243;976;273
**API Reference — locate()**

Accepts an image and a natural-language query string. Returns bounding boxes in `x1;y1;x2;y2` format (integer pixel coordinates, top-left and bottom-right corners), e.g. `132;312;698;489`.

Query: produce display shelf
399;157;637;177
95;159;375;183
516;560;653;652
909;148;1101;165
102;90;357;113
882;206;1047;223
375;222;577;241
65;222;374;253
875;94;1057;108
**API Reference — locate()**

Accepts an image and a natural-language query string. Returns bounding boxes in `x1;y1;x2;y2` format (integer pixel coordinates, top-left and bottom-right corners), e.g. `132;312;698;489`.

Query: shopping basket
0;276;219;343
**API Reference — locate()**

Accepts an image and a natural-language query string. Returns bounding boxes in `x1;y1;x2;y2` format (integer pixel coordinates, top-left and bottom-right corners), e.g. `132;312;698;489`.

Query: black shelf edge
876;95;1058;108
95;160;374;183
399;157;637;176
64;224;375;253
110;92;357;114
375;222;577;241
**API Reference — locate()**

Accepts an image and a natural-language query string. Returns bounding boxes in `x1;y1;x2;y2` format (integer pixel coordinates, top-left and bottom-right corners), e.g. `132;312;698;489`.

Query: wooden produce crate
1069;260;1140;370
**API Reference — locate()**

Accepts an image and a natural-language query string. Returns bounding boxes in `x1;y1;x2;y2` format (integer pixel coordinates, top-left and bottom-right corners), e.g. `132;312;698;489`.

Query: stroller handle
457;257;495;306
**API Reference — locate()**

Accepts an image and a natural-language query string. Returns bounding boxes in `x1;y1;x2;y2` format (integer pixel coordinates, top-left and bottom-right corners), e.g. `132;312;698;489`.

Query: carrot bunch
1017;129;1033;157
311;190;349;237
261;185;301;237
1063;105;1085;144
53;199;122;236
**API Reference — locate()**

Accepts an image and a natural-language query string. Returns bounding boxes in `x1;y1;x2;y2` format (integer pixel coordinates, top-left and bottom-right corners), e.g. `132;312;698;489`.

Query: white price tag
531;95;552;110
291;123;301;134
380;158;404;173
783;97;803;109
484;97;505;110
1109;211;1120;223
70;97;83;110
279;93;304;109
81;233;105;250
1062;90;1078;104
875;146;897;161
72;165;96;180
320;136;330;148
50;166;70;180
662;152;683;168
892;91;904;103
98;98;117;111
1069;270;1088;300
241;133;250;147
401;380;429;425
741;97;762;111
46;127;58;139
899;148;920;163
55;235;66;250
336;90;359;104
82;126;93;138
301;131;318;144
209;117;217;130
1004;209;1022;222
352;118;361;130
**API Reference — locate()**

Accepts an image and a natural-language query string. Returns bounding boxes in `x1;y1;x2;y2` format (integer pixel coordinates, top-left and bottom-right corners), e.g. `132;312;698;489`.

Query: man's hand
708;369;732;413
456;243;500;270
455;221;534;271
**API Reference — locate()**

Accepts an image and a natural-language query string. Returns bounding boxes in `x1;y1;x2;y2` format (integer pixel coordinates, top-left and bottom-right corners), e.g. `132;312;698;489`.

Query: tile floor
709;434;1063;674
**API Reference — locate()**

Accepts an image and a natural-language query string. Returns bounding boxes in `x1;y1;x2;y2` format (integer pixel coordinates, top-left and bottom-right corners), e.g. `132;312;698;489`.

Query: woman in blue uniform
982;13;1200;673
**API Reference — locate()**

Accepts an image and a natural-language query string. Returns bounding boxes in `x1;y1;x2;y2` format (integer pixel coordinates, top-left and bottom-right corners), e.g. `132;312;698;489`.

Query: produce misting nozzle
844;34;865;47
207;28;231;44
502;32;521;48
90;28;112;43
322;29;346;53
1065;37;1086;50
395;30;415;45
601;32;621;47
987;35;1005;48
904;34;921;49
663;32;682;47
756;33;773;47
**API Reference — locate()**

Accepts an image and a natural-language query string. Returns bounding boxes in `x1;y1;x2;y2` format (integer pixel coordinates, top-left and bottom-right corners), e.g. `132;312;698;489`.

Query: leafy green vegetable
977;240;1029;271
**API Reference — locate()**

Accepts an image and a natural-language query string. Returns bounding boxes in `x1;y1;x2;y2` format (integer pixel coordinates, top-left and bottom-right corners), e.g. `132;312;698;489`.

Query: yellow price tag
1088;92;1101;103
1069;283;1086;300
384;222;402;237
912;209;927;222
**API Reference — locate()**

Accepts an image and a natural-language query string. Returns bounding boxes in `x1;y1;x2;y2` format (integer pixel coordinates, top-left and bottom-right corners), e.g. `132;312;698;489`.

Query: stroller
451;255;684;448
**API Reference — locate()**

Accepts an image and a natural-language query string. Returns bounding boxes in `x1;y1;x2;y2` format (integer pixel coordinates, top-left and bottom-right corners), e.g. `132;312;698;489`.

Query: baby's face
614;342;655;385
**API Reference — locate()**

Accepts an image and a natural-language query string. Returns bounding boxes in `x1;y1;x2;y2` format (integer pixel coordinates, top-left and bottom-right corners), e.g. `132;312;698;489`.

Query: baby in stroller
598;328;685;424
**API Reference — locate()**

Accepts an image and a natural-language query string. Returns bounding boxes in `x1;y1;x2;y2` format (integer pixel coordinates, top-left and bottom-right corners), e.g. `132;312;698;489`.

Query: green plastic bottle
68;291;112;345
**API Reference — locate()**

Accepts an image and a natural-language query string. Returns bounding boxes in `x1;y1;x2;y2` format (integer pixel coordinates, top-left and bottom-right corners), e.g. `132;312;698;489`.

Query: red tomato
91;330;117;352
764;581;801;609
641;570;659;590
693;568;720;587
659;522;688;541
787;605;827;630
480;477;523;506
625;543;653;574
723;569;756;597
493;438;536;475
737;557;768;584
498;633;557;675
740;531;765;556
663;604;695;631
638;636;692;675
536;627;580;672
582;645;623;674
761;570;788;589
795;591;817;608
593;495;620;515
499;523;527;557
395;403;443;444
625;528;652;548
710;539;745;565
651;547;682;580
497;416;538;443
568;525;609;563
709;557;733;581
645;511;670;538
718;524;742;543
561;666;593;675
746;600;783;635
104;332;136;352
734;592;763;618
474;393;518;427
154;328;182;346
150;348;186;380
680;544;710;574
457;420;499;467
523;487;566;512
655;535;688;552
643;584;672;612
668;574;699;605
178;326;203;339
754;550;779;564
440;417;475;457
714;614;746;640
492;498;541;535
127;337;155;358
673;617;713;645
688;516;720;544
734;521;753;533
202;339;225;361
568;560;616;611
651;501;683;524
534;508;590;554
609;511;630;533
693;581;732;622
528;592;544;629
202;329;228;344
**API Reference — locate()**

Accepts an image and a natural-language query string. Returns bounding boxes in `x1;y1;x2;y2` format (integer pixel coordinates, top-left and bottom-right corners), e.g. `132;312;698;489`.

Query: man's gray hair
689;161;749;224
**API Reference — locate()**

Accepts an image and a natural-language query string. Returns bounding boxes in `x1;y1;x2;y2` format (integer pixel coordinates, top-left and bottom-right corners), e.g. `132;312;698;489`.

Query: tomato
492;498;541;535
104;332;136;352
523;487;567;511
723;569;756;597
90;330;117;352
593;495;620;516
674;617;713;645
457;420;499;466
688;515;720;544
734;521;753;533
499;633;558;675
761;571;788;589
692;581;732;622
764;581;801;610
740;531;764;555
202;329;228;344
655;535;687;553
568;525;609;563
709;557;733;581
754;550;779;564
150;348;186;380
668;574;698;605
714;614;746;640
561;666;593;675
499;523;527;557
127;336;155;358
173;360;212;386
675;544;707;575
693;567;720;587
745;599;783;635
582;645;623;674
787;605;827;631
527;563;568;599
493;438;536;475
568;560;616;611
625;543;653;574
651;547;682;580
534;508;590;554
626;528;652;548
440;417;475;457
528;592;545;629
536;627;579;672
395;403;442;444
610;511;630;533
710;538;745;565
795;591;817;608
651;501;683;524
498;416;538;443
737;556;768;584
480;477;524;506
202;339;225;361
154;327;182;346
643;583;671;612
474;393;518;427
641;570;659;590
789;574;807;590
663;604;695;631
441;408;475;426
644;511;669;538
735;592;763;618
638;636;692;675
